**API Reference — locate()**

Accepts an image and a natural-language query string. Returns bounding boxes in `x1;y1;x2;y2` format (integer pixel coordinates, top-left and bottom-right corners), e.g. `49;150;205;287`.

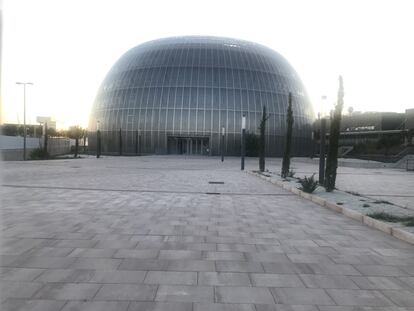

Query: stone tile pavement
1;156;414;310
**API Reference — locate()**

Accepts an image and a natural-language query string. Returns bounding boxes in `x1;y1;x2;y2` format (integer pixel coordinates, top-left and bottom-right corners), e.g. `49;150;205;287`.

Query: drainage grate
208;181;224;184
205;192;221;195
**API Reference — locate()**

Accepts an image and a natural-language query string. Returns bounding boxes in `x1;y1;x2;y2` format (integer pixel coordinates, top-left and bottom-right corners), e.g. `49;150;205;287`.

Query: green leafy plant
299;174;318;193
30;147;49;160
367;212;414;226
324;76;344;192
287;170;295;178
281;92;294;178
245;133;259;157
259;105;270;172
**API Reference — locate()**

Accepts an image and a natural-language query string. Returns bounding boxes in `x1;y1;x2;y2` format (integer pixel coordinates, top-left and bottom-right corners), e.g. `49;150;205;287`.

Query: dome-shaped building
88;36;314;156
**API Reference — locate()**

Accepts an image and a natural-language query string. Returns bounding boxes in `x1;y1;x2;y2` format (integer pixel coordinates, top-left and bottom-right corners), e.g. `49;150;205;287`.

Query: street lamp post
319;118;327;185
319;96;327;184
241;113;246;170
96;121;101;158
135;129;139;155
221;127;225;162
16;82;33;161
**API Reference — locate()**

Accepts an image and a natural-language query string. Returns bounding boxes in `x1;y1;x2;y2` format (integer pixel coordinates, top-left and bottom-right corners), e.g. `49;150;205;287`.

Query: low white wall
0;135;71;160
0;135;41;150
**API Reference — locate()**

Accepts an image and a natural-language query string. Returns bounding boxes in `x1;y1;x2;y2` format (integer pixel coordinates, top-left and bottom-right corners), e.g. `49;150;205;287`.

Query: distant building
314;109;414;146
341;111;405;132
406;108;414;130
88;36;315;156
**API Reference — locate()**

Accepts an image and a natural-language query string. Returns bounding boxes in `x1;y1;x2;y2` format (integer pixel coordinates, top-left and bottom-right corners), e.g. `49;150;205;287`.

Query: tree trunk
324;76;344;192
281;93;294;178
259;105;268;172
74;137;79;158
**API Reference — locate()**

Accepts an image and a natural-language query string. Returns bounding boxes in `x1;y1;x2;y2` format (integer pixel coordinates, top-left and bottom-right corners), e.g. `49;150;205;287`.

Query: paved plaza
1;156;414;310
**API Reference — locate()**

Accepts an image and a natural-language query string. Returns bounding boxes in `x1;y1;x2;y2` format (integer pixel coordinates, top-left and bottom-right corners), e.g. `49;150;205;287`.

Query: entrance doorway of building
167;136;209;155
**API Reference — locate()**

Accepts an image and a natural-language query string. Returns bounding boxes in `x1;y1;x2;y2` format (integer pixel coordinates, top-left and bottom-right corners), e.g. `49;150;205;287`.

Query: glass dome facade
88;36;314;156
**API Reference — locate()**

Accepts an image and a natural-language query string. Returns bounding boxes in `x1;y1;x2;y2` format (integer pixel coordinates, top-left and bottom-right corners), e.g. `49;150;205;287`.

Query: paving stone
255;304;319;311
217;243;257;252
326;289;395;306
3;157;414;308
167;259;216;272
317;307;405;311
88;269;146;283
68;257;121;270
198;272;251;286
354;265;407;277
0;268;44;281
34;269;95;283
194;302;255;311
250;273;305;288
60;301;129;311
155;285;214;302
145;271;197;285
34;283;101;300
299;274;359;289
23;247;75;257
1;299;66;311
118;259;169;271
93;240;138;249
68;248;116;258
399;277;414;289
271;288;335;305
51;239;97;248
0;281;44;299
216;261;264;273
351;276;408;290
244;252;290;263
13;256;77;269
287;253;334;264
203;251;245;261
158;250;202;260
215;286;275;304
113;249;159;259
94;283;157;300
382;290;414;307
128;301;193;311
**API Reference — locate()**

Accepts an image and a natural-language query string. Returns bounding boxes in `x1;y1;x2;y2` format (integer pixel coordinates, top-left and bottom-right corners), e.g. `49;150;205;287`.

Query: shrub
245;133;259;157
30;148;49;160
299;174;318;193
367;212;414;226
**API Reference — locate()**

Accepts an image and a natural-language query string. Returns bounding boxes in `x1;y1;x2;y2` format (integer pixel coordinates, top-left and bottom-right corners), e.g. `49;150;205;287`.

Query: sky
1;0;413;129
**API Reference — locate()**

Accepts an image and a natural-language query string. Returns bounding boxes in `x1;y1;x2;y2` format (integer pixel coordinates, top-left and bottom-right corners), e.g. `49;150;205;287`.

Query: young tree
68;126;84;158
245;132;259;157
259;105;270;172
281;92;294;178
324;76;345;192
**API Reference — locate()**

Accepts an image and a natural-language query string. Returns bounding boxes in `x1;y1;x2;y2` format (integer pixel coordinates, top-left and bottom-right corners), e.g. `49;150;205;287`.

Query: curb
247;171;414;245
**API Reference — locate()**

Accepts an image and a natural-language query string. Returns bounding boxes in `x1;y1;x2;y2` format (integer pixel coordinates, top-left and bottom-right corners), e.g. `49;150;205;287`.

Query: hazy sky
2;0;413;129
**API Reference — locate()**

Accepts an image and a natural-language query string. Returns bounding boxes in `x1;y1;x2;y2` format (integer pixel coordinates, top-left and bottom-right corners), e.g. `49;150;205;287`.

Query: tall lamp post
241;113;246;170
319;96;327;184
221;127;225;162
96;120;101;158
16;82;33;161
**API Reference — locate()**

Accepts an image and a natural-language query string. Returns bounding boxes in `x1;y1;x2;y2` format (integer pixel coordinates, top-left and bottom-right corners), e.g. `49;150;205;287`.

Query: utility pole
16;82;33;160
241;113;246;170
119;128;122;155
319;118;327;184
221;127;225;162
96;121;101;158
135;129;139;155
